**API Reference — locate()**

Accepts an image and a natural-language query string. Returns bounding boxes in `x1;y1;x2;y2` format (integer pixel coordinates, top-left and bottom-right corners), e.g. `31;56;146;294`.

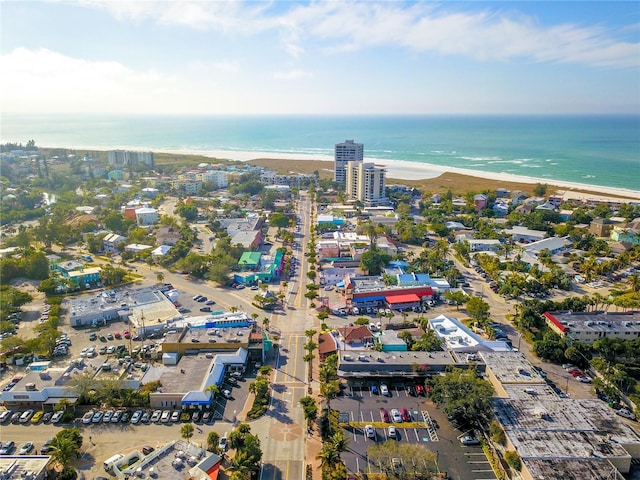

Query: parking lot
332;384;497;480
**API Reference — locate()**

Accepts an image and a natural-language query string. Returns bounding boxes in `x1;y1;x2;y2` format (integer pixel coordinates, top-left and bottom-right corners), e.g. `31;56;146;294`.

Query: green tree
427;368;495;428
207;431;220;453
466;296;490;321
360;248;391;275
299;396;319;430
181;423;195;443
50;428;83;470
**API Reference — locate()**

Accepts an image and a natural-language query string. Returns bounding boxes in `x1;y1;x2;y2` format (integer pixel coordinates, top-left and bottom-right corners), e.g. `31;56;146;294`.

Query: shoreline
45;144;640;201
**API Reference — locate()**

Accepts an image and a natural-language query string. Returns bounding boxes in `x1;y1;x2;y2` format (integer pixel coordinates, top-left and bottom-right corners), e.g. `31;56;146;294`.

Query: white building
466;239;502;252
334;139;364;185
135;207;159;226
195;170;228;189
108;150;154;167
103;233;126;253
345;162;387;207
504;226;547;243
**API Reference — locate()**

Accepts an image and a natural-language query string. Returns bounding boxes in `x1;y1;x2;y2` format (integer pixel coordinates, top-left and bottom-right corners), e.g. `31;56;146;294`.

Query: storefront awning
352;295;385;303
385;294;420;304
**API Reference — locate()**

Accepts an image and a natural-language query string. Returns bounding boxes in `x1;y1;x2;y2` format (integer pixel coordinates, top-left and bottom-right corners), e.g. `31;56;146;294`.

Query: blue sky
1;1;639;114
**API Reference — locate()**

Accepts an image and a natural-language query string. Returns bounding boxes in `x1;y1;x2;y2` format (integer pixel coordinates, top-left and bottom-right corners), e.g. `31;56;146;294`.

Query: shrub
180;412;191;422
505;451;521;471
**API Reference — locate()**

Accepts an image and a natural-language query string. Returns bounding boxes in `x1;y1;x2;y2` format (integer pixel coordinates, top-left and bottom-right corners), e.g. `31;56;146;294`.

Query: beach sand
243;157;640;202
53;145;640;201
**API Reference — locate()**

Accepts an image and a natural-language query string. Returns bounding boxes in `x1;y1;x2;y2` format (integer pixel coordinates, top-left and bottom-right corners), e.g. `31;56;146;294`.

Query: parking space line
413;428;420;442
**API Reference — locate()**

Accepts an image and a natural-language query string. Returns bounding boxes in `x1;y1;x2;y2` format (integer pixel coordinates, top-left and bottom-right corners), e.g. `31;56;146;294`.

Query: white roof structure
429;314;511;352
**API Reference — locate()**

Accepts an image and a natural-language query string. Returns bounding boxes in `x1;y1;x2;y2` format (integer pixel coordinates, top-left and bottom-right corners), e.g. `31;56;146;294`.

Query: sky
1;0;639;115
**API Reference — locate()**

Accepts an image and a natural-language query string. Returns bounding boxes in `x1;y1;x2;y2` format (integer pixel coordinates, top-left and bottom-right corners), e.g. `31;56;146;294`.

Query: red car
571;370;583;377
380;408;390;423
400;408;411;422
113;331;122;339
415;384;425;396
123;330;131;339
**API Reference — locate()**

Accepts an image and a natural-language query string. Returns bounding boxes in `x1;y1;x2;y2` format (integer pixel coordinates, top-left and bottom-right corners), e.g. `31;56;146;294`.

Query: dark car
407;385;416;396
142;446;155;455
197;296;207;303
199;306;211;312
371;385;379;395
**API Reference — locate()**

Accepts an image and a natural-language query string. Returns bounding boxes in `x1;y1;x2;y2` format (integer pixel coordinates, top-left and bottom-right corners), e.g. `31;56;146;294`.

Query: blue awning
352;295;385;303
336;281;345;287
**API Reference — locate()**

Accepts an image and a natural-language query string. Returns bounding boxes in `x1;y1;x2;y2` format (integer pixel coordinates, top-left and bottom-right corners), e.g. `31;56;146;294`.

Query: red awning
385;293;420;304
207;462;220;480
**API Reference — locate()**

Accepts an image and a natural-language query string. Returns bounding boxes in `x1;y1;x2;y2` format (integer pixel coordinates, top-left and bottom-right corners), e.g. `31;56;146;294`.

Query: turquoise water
1;114;638;191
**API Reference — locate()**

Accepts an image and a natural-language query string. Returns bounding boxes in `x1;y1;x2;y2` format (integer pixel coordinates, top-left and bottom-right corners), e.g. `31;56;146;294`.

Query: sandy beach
150;147;640;201
49;144;640;201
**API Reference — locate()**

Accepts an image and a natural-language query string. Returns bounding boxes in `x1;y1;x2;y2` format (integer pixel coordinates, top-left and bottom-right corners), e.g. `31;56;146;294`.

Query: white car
222;390;232;399
130;410;143;424
380;384;390;397
82;411;94;424
460;435;481;445
218;436;228;451
91;411;103;423
102;410;114;423
365;425;376;439
171;410;180;422
390;409;402;423
388;426;397;439
161;410;171;423
51;411;64;424
150;410;162;423
616;408;636;420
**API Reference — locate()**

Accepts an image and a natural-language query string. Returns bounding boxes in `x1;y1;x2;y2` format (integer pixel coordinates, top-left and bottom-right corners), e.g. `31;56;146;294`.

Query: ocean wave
520;165;543;168
458;155;503;162
583;174;596;179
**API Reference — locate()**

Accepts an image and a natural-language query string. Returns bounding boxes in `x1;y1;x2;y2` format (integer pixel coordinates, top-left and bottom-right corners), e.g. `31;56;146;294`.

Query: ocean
1;114;638;192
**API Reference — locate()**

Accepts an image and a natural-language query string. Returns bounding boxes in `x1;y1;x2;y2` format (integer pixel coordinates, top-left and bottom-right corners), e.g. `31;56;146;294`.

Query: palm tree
262;316;270;331
50;436;79;471
228;450;254;478
316;442;341;469
181;423;194;443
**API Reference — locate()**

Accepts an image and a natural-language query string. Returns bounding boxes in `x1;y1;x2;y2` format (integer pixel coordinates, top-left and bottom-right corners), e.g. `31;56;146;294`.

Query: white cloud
188;59;240;73
273;69;312;80
80;0;639;68
0;48;181;113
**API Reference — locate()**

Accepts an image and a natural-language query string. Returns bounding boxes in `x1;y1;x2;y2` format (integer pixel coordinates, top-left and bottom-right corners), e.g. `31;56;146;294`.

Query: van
103;453;125;472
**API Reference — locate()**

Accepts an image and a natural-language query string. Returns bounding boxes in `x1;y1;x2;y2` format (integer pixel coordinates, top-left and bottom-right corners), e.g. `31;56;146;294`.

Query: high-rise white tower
334;140;364;185
345;162;387;207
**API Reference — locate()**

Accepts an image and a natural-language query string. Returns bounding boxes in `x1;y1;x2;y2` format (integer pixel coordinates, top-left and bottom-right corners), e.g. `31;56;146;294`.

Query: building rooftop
0;456;52;480
544;311;640;334
523;458;624;480
480;352;547;384
148;354;215;394
495;398;640;445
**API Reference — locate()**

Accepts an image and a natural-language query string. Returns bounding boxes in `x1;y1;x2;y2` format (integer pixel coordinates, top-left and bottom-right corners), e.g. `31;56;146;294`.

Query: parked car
218;436;228;451
415;384;425;396
150;410;162;423
616;408;636;420
40;439;53;455
365;425;376;439
407;385;416;396
89;333;97;341
102;410;114;423
192;411;201;423
202;411;212;423
380;384;390;397
199;306;211;312
391;409;403;423
141;411;151;423
19;442;34;455
91;411;104;423
171;410;180;422
380;409;390;423
51;411;64;424
130;410;143;424
388;426;397;439
0;440;15;455
111;410;123;423
205;299;216;305
400;408;411;422
160;410;171;423
222;389;232;399
460;435;481;445
0;410;12;423
197;296;207;303
10;412;21;424
30;410;44;424
19;410;34;423
123;330;131;339
370;385;379;395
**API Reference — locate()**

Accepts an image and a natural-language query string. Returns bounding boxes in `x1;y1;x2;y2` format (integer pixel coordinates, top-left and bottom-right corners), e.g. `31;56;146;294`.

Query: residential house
103;233;126;253
466;239;501;253
135;207;159;226
524;236;572;256
496;188;511;198
473;194;488;211
511;190;528;206
339;325;375;348
318;332;338;361
611;219;640;246
125;244;153;254
155;227;181;246
493;201;509;217
151;245;172;261
504;226;547;243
